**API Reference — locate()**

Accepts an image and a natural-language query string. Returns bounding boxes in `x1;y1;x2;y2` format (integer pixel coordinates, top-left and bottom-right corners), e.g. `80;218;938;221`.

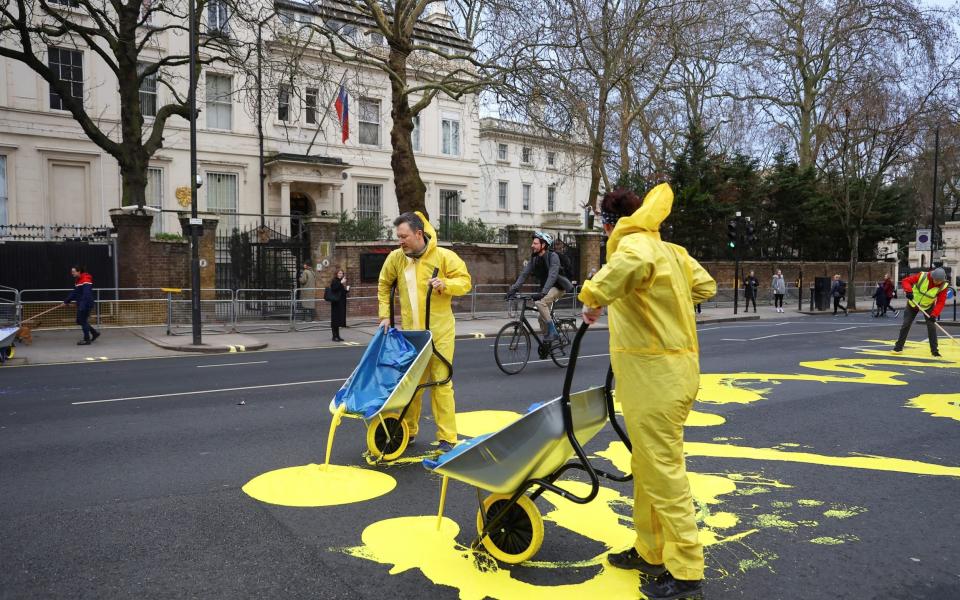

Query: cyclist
506;231;574;341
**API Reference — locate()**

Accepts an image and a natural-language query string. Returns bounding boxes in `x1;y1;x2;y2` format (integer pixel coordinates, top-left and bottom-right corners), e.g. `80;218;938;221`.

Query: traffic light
727;220;737;248
745;220;756;245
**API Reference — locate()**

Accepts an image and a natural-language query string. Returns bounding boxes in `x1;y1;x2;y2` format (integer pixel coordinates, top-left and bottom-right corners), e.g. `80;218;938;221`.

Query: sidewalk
0;306;794;367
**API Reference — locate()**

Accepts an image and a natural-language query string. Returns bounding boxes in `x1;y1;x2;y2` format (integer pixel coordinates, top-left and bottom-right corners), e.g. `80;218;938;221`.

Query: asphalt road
1;315;959;599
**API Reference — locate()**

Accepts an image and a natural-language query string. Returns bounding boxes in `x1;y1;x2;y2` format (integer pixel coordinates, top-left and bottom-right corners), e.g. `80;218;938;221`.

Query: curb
697;315;761;324
132;330;268;354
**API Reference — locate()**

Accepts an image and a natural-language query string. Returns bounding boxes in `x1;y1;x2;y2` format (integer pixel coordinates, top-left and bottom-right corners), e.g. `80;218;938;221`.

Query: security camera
196;174;203;188
458;191;466;203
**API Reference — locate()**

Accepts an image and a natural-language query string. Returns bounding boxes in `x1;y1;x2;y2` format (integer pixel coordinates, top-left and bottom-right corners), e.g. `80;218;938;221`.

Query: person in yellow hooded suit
378;212;472;453
580;184;716;600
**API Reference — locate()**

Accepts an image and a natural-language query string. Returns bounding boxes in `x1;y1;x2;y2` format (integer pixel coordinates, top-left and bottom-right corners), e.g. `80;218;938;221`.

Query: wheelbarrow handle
388;267;440;330
556;321;601;499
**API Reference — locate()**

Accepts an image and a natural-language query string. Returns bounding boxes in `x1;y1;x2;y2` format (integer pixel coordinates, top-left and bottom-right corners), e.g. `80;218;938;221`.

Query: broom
17;304;66;343
915;304;960;348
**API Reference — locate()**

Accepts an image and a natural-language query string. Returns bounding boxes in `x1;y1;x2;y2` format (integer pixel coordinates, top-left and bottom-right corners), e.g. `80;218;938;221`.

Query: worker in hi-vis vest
893;267;950;357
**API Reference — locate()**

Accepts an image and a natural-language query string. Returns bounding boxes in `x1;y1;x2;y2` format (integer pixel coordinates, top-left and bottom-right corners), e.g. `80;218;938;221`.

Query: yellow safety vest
909;272;947;310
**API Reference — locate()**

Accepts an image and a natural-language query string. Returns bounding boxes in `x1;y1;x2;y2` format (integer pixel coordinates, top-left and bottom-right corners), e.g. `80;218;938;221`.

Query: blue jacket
65;272;95;310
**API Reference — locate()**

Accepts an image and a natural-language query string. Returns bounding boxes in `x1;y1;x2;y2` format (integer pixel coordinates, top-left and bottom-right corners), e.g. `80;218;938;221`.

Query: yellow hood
417;210;438;255
606;183;674;254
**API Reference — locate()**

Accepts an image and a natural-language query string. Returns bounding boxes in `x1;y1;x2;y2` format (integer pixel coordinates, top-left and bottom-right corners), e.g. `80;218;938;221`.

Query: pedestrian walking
298;262;318;321
743;270;759;312
327;268;350;342
831;274;848;316
893;267;950;357
872;282;886;318
882;274;897;317
377;212;472;453
580;184;716;600
63;266;100;345
771;269;786;313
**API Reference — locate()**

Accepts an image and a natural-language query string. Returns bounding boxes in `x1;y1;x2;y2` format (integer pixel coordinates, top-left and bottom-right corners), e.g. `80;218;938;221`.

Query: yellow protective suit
578;184;716;581
377;213;472;443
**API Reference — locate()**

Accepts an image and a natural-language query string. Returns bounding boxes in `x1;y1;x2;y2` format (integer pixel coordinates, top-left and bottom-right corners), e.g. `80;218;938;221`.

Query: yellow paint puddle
242;464;396;507
907;393;960;422
686;410;726;427
457;410;521;438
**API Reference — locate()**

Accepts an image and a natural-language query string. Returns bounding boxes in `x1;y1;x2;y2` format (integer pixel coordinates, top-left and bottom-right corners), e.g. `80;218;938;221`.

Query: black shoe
640;573;704;600
892;346;903;353
607;547;666;576
932;350;942;357
91;330;100;342
77;340;91;345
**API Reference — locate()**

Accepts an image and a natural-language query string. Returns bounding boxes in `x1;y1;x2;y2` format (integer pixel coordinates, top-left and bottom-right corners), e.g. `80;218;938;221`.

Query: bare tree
0;0;256;207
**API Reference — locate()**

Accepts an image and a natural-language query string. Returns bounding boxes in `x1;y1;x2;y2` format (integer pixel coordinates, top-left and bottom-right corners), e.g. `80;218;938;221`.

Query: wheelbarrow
0;326;18;364
424;322;633;563
328;268;452;463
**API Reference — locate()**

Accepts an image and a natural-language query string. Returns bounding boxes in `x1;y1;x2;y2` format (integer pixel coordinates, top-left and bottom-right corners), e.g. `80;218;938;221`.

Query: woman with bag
327;268;350;342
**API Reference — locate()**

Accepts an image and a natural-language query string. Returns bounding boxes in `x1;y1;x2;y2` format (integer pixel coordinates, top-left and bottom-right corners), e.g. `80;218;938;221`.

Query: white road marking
73;377;347;405
197;360;268;368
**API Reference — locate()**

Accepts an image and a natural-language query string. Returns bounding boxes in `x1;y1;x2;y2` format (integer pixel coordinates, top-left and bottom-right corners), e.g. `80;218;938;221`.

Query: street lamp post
931;125;940;267
188;0;201;346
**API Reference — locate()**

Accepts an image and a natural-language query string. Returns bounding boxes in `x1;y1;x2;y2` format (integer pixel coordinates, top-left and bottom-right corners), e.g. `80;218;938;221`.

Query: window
138;62;157;117
326;19;357;38
411;115;421;152
497;143;508;161
206;172;238;234
367;31;384;46
278;85;291;121
205;73;232;129
305;87;318;124
141;0;155;25
207;0;230;35
0;156;7;225
50;0;79;6
359;98;380;145
48;47;83;111
441;114;460;156
356;183;382;222
521;146;532;164
278;9;294;27
547;151;556;167
547;186;556;212
439;190;461;225
522;184;531;211
497;181;508;210
146;167;163;235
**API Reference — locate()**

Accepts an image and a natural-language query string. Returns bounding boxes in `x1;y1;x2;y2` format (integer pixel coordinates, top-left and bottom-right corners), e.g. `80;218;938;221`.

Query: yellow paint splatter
797;499;824;507
242;464;396;507
704;512;738;529
907;393;960;422
823;506;866;519
755;514;797;530
686;410;726;427
810;534;859;545
457;410;521;438
685;442;960;478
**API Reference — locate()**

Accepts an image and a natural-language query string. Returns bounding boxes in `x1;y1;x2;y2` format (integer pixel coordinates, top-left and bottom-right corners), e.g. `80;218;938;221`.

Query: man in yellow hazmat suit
580;184;716;600
378;212;472;453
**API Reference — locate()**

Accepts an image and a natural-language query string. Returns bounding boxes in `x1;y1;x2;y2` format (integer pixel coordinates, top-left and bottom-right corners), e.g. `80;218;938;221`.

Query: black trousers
77;308;98;341
895;305;938;353
833;297;846;314
774;294;784;308
744;294;756;311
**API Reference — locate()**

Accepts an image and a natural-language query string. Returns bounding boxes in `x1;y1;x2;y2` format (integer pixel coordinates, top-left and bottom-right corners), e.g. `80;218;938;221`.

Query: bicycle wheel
549;319;577;368
494;321;531;375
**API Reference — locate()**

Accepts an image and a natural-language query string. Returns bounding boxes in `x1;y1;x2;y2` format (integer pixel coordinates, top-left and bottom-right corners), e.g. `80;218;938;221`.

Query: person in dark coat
63;265;100;345
329;268;350;342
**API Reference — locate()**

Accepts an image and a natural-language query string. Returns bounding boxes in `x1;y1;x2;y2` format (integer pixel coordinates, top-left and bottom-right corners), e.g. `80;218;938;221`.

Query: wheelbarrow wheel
366;413;409;461
476;493;544;564
0;346;12;362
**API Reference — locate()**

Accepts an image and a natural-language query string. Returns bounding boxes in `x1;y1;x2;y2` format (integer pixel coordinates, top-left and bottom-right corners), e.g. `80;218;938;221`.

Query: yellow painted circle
242;463;396;507
456;410;521;438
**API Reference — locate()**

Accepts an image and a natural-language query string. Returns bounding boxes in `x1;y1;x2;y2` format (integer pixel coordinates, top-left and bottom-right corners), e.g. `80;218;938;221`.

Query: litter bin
814;277;831;311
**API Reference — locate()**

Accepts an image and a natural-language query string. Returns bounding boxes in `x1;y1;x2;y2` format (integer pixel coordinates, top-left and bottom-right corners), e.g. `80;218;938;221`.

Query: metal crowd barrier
168;289;235;335
0;285;19;326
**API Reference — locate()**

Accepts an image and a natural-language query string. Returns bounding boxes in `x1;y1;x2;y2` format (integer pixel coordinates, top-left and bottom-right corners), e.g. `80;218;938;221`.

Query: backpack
554;250;574;280
837;281;847;296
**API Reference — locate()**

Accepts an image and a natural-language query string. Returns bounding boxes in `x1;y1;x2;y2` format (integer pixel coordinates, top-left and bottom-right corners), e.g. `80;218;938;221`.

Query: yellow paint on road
907;393;960;422
242;464;396;507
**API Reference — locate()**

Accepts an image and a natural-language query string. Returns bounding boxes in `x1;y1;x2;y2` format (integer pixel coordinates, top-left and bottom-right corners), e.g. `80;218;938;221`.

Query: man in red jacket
893;267;949;357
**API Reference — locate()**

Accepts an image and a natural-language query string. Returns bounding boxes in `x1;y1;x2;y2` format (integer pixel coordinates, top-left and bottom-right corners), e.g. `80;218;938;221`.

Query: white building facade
0;1;484;238
477;117;592;234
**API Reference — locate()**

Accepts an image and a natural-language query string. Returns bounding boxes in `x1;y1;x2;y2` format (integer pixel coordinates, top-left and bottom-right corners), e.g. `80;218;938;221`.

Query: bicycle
494;294;578;375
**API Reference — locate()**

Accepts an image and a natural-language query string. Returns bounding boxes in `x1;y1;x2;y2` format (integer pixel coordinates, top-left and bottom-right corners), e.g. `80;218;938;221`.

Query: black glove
505;289;517;300
905;292;913;301
531;292;545;301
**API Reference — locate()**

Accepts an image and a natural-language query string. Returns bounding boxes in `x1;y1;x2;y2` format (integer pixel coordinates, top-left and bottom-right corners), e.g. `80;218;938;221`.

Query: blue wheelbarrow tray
424;385;608;495
328;329;435;423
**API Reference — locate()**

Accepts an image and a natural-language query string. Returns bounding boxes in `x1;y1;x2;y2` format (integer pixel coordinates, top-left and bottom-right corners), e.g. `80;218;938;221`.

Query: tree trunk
120;160;148;209
387;47;427;218
847;232;859;310
587;87;610;212
618;87;632;177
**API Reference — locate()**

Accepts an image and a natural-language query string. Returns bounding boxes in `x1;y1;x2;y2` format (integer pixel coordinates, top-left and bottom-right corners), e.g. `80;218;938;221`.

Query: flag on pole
334;83;349;143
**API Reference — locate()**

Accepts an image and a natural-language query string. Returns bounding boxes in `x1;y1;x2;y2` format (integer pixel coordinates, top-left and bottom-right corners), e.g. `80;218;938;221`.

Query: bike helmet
532;231;554;247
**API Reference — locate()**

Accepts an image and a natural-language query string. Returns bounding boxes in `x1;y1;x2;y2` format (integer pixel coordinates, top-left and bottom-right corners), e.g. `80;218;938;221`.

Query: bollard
809;287;814;311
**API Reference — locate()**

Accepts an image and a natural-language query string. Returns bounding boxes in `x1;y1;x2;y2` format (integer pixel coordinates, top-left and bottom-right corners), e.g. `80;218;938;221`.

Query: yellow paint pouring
907;393;960;422
325;403;347;468
242;464;396;507
456;410;521;438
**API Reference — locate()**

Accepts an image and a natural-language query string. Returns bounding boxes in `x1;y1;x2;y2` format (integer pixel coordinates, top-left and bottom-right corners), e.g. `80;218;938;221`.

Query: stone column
574;231;606;282
109;209;154;291
280;181;291;218
304;216;340;276
506;225;536;277
178;212;220;295
327;183;342;215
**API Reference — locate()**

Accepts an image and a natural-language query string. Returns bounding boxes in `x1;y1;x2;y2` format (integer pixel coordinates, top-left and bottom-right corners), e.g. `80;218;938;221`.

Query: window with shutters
206;172;238;234
359;98;380;146
205;73;232;129
356;183;382;222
